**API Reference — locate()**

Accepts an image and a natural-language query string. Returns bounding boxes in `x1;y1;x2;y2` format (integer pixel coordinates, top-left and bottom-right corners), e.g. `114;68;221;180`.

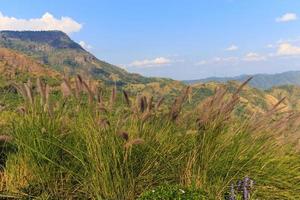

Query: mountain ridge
184;71;300;89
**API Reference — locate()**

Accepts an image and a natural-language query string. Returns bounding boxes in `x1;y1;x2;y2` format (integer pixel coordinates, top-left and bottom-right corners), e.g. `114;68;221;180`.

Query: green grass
1;79;300;199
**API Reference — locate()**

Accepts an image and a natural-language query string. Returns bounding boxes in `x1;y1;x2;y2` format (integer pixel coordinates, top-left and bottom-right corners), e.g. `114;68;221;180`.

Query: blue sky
1;0;300;80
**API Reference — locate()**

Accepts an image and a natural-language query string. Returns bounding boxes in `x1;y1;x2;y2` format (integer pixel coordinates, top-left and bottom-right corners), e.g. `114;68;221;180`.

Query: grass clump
0;76;300;199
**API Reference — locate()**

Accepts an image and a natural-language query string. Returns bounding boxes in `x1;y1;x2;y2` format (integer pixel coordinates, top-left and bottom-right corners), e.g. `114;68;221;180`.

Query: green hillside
0;31;158;86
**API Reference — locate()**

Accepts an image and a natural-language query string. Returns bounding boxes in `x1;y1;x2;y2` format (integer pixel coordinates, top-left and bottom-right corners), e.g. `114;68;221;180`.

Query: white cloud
277;42;300;56
197;53;268;65
196;56;239;66
276;13;298;22
225;44;239;51
129;57;171;68
243;52;266;62
79;41;92;50
0;12;82;34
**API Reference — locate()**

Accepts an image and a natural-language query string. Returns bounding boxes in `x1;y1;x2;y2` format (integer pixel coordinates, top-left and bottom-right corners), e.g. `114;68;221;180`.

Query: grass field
0;76;300;199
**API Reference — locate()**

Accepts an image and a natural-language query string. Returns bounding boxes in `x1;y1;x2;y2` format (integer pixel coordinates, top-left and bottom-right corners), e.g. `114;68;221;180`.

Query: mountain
0;31;157;86
185;71;300;90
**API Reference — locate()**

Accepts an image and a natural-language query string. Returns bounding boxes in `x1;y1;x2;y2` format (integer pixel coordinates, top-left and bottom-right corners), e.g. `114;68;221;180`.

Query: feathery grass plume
196;85;239;130
61;78;73;98
16;106;26;114
122;90;131;107
142;96;148;110
146;96;153;112
96;89;108;114
187;86;193;103
155;96;165;111
266;97;286;115
124;138;144;148
44;84;52;113
141;111;152;122
96;89;103;104
36;77;46;106
249;97;291;134
24;81;33;105
169;86;190;121
110;85;117;109
74;76;82;99
233;76;253;97
118;131;129;141
12;83;27;101
136;95;146;113
169;98;180;121
81;78;95;104
0;135;13;143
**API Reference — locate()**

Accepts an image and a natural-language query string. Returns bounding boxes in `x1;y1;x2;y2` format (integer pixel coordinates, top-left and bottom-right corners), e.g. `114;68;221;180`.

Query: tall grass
0;77;300;199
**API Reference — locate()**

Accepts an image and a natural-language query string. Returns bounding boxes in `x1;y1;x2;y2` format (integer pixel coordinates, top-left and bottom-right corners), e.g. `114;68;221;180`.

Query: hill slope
0;47;61;85
0;31;155;85
185;71;300;89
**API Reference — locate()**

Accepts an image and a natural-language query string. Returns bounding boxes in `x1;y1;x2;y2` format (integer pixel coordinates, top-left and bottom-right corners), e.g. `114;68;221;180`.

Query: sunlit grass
0;77;300;199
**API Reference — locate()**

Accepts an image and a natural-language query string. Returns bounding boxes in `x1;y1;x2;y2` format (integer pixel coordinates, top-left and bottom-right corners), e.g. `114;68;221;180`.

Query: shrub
138;185;207;200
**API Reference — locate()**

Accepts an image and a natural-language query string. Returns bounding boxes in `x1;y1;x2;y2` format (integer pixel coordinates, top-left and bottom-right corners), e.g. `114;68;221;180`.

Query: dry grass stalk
44;84;51;112
233;76;253;97
118;131;129;141
266;97;286;115
24;81;34;105
122;90;131;107
125;138;144;148
141;111;152;122
36;78;46;105
137;95;146;113
155;96;165;111
12;83;27;101
61;78;73;98
169;86;190;121
147;96;153;112
75;76;82;98
196;78;252;130
81;78;95;104
0;135;13;143
247;97;297;137
110;85;117;109
16;106;26;114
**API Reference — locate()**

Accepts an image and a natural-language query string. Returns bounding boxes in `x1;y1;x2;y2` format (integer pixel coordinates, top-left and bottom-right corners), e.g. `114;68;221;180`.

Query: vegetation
138;185;207;199
0;30;163;85
0;76;300;199
186;71;300;90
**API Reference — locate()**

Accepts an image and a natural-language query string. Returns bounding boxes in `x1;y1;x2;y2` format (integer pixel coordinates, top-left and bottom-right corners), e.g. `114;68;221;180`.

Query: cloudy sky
1;0;300;80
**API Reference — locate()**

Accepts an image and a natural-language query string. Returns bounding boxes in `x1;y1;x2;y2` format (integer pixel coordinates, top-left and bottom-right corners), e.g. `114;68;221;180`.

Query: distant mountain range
185;71;300;89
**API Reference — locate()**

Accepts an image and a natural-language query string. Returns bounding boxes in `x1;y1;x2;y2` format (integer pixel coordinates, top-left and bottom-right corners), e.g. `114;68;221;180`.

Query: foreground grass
0;77;300;199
